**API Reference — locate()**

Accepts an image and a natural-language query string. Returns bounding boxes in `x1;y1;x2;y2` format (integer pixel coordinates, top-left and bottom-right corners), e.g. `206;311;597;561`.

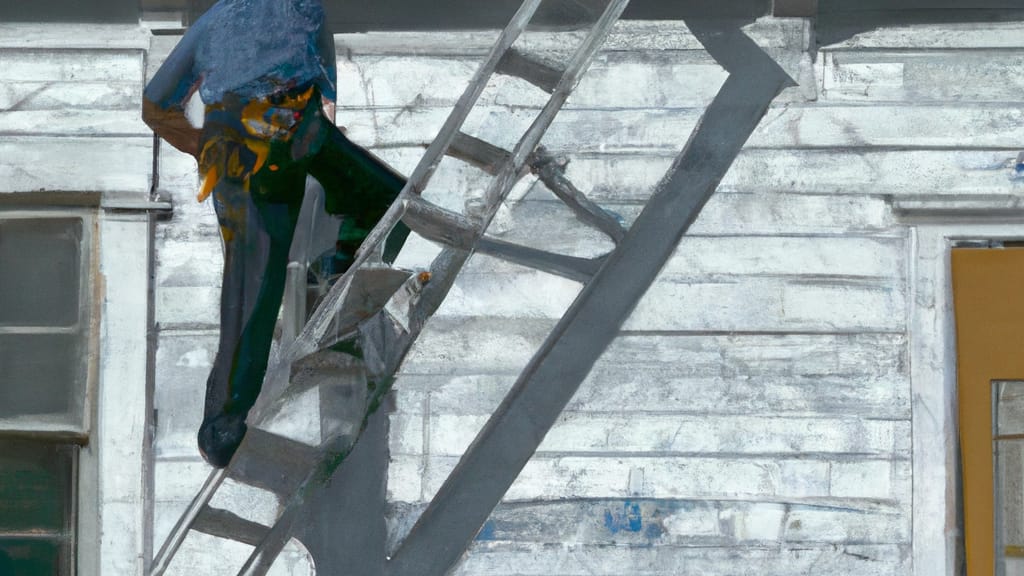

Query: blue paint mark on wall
475;520;496;541
604;501;643;534
1013;152;1024;181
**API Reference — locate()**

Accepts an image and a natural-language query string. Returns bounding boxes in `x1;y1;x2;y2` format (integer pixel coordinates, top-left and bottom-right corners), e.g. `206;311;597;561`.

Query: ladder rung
193;506;270;546
227;428;319;497
448;132;512;175
477;237;602;282
496;48;563;93
401;196;479;250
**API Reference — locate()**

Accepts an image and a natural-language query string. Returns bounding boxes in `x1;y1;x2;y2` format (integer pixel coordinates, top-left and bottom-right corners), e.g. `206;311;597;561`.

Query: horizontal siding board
533;149;1022;201
335;19;808;57
448;542;909;575
337;49;809;110
364;146;1020;204
0;24;150;50
344;105;1024;151
155;236;223;288
0;49;144;83
0;136;152;194
387;499;908;548
466;235;907;279
401;316;906;372
0;81;141;111
823;21;1024;50
475;197;897;254
820;50;1024;103
153;332;216;458
155;286;220;329
397;332;910;418
392;455;878;502
0;109;150;136
434;273;905;332
395;413;910;458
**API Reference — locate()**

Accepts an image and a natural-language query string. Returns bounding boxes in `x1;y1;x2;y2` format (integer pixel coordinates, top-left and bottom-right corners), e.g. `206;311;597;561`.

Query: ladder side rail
384;21;795;576
149;468;230;576
475;0;633;234
262;0;542;374
323;0;633;361
530;147;626;242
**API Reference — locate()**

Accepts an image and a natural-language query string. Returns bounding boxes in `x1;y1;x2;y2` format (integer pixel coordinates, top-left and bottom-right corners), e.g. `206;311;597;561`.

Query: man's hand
142;98;202;159
320;95;338;127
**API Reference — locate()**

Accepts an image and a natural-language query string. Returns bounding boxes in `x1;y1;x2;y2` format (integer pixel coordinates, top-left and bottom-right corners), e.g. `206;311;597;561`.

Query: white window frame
0;208;99;438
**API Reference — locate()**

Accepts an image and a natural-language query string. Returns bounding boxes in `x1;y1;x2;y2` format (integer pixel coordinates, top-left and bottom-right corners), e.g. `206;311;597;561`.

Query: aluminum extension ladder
149;1;634;574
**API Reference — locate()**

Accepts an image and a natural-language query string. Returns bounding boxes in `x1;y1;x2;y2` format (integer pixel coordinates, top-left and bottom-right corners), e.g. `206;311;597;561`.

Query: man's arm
316;18;338;124
143;97;202;158
143;20;205;158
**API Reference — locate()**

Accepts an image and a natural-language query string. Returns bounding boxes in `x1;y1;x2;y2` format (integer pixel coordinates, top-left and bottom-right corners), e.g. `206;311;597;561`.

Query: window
995;381;1024;573
0;210;96;575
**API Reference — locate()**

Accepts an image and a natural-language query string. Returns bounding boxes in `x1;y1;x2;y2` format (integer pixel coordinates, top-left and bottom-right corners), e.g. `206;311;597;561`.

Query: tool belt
197;85;318;202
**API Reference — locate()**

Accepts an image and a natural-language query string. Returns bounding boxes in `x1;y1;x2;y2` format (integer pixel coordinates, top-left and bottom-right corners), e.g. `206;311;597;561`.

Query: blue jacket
145;0;337;109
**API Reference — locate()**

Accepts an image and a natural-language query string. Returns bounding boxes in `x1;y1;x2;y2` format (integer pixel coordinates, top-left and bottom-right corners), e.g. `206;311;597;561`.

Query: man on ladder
142;0;409;468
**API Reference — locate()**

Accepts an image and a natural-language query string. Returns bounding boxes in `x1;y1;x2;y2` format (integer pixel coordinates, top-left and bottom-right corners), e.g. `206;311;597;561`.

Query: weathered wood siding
142;17;1024;576
0;29;152;196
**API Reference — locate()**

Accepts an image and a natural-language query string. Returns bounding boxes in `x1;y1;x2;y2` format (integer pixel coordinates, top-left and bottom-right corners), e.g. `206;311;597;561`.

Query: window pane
0;334;81;421
996;382;1024;575
0;539;62;576
998;381;1024;437
0;440;75;533
0;218;82;328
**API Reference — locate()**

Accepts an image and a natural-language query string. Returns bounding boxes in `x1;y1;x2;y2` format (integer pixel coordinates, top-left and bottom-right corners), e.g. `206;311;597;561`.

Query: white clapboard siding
491;197;895;251
397;329;909;415
819;50;1024;103
0;109;150;136
0;24;150;51
387;499;909;547
467;234;906;278
337;49;810;110
153;332;217;458
0;136;152;194
362;146;1021;205
448;543;908;576
0;49;144;83
156;285;221;329
394;368;910;420
155;237;223;288
342;104;1024;151
155;254;906;331
392;413;910;458
335;18;808;57
389;454;909;503
401;317;907;374
823;21;1024;51
434;271;905;333
0;81;141;111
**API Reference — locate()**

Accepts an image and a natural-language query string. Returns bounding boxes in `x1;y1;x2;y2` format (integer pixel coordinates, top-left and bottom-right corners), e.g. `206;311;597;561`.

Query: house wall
336;18;1018;576
20;14;1016;576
